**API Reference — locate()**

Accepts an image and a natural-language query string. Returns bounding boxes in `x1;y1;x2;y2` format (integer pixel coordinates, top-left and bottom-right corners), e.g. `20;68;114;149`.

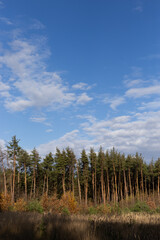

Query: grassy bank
0;212;160;240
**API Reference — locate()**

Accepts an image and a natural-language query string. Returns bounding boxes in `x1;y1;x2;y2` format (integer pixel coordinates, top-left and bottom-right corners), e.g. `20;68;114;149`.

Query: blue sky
0;0;160;161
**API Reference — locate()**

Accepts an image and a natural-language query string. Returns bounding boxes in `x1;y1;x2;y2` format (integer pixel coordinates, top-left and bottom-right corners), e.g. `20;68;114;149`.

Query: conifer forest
0;135;160;206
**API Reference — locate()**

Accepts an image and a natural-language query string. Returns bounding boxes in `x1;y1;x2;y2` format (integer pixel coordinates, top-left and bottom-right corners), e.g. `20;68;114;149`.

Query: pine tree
89;148;97;204
42;152;54;196
98;147;106;204
30;148;40;198
7;136;21;202
18;149;31;200
0;147;7;197
80;149;89;207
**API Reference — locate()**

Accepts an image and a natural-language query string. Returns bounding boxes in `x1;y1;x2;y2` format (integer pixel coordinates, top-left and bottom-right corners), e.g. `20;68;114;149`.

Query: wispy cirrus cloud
0;17;13;25
30;19;45;30
0;1;4;9
133;6;143;12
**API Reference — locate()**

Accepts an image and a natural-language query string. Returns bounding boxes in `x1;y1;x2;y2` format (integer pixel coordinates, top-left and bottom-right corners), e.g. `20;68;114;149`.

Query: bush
97;204;111;215
88;206;98;215
61;192;79;214
26;200;43;213
111;204;122;214
131;201;151;213
155;206;160;213
14;198;27;212
62;207;70;215
0;193;12;211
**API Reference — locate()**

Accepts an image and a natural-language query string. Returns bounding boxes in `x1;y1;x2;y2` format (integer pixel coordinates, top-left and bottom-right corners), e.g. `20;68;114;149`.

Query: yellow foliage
0;192;12;211
61;191;79;214
14;198;27;212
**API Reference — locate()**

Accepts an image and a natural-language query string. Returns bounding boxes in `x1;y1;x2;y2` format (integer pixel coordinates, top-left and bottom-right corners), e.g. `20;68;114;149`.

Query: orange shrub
97;204;111;214
14;198;27;212
41;193;50;211
49;194;64;213
61;191;79;214
146;199;156;210
0;192;12;211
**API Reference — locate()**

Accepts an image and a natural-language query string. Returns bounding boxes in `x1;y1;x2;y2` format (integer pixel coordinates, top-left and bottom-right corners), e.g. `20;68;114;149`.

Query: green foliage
88;206;98;215
131;201;151;213
155;207;160;213
62;207;70;215
111;204;122;214
26;200;43;213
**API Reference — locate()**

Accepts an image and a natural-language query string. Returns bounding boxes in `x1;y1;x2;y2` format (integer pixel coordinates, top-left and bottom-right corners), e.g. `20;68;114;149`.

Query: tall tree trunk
69;166;71;192
158;175;159;198
111;175;114;202
145;176;147;197
140;166;144;200
94;160;97;205
24;163;27;200
136;170;139;200
62;171;66;196
46;175;48;196
152;176;155;199
12;153;16;202
128;168;132;199
113;164;117;202
101;167;105;204
72;167;74;196
106;168;110;202
43;175;46;195
10;173;13;197
33;165;36;198
30;177;33;199
85;181;88;207
18;171;20;198
123;169;128;200
119;170;123;202
92;171;94;203
1;154;7;197
76;160;81;204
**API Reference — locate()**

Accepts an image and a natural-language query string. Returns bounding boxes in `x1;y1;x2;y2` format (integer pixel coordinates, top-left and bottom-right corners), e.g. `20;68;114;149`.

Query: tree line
0;136;160;206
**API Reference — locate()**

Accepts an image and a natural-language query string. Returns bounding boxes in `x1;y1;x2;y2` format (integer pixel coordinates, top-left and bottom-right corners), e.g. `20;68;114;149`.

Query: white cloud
77;114;96;123
0;1;4;8
46;129;53;133
30;117;46;123
139;99;160;110
133;6;143;12
141;54;160;60
0;38;92;111
76;93;92;105
37;130;82;156
125;85;160;98
5;99;32;111
104;96;125;110
0;17;13;25
30;19;45;30
72;82;92;90
0;80;10;91
124;79;146;88
0;139;5;149
36;110;160;161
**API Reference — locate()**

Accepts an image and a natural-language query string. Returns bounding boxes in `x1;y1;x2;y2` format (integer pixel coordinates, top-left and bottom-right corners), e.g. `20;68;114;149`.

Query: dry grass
0;212;160;240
